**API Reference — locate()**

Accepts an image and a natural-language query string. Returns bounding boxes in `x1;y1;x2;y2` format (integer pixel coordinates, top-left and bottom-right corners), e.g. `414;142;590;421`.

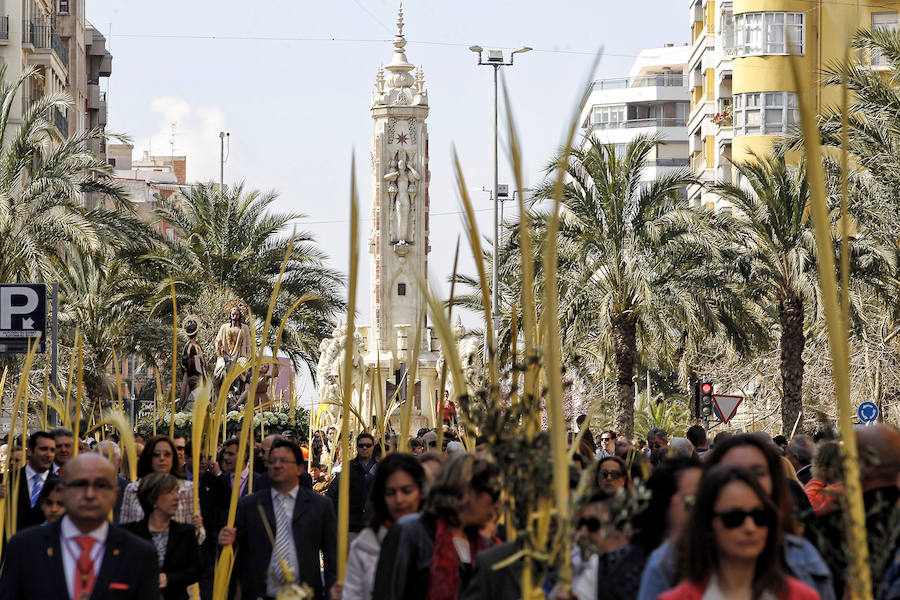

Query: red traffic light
701;382;713;394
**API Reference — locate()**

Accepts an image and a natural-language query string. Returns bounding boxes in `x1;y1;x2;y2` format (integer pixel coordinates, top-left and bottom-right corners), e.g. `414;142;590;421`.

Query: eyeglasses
599;470;625;480
714;508;773;529
174;446;186;452
576;517;602;533
357;443;373;449
152;451;173;459
64;479;115;492
600;437;612;442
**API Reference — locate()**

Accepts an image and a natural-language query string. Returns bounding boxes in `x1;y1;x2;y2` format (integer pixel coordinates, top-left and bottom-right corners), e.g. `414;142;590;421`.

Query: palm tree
527;135;764;437
0;65;140;284
145;183;345;375
712;153;895;434
57;251;163;412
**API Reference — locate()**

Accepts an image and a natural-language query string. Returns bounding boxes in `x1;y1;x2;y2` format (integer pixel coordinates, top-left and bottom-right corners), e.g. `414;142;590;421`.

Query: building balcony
0;16;9;42
22;21;69;69
589;117;685;130
588;73;684;91
87;83;100;109
581;74;687;109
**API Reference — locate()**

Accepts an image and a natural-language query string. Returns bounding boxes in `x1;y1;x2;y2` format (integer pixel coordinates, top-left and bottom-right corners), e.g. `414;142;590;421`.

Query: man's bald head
262;433;285;460
61;453;119;533
856;424;900;491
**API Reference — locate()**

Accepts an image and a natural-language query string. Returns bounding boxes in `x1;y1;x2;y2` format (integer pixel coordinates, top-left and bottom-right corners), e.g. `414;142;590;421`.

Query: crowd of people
0;418;899;599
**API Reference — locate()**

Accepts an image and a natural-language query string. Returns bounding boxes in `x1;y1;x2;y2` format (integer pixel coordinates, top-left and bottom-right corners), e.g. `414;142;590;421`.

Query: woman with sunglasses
638;434;834;600
331;453;427;600
660;465;818;600
372;452;501;600
591;456;630;496
119;435;204;542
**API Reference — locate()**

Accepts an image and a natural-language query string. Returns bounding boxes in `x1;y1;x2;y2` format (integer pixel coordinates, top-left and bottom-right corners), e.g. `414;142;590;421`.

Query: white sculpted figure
383;149;420;244
317;323;365;406
437;316;482;398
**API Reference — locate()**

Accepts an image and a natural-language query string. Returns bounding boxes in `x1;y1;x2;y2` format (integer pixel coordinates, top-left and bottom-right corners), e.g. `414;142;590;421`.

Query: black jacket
326;457;375;533
122;518;202;600
372;513;437;600
232;486;337;600
458;541;522;600
0;518;159;600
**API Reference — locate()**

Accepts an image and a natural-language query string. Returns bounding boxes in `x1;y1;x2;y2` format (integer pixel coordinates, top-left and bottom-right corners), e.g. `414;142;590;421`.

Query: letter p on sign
0;286;39;329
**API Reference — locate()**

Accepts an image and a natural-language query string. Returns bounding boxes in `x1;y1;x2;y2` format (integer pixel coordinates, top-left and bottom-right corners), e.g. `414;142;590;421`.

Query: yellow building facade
688;0;900;211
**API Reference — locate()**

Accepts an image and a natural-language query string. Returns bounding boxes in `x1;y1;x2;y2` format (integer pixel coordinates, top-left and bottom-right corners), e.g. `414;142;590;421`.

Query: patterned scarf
426;518;489;600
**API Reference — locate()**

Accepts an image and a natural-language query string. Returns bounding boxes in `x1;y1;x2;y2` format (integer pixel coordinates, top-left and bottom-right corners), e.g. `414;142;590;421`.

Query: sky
88;0;688;331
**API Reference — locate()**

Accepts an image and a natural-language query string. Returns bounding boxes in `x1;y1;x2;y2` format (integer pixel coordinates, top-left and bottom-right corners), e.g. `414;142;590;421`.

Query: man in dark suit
0;453;159;600
218;439;336;600
326;432;376;535
14;430;58;532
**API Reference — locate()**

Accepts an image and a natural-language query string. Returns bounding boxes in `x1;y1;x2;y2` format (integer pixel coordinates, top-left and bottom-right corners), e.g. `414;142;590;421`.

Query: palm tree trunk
612;314;637;438
779;292;805;435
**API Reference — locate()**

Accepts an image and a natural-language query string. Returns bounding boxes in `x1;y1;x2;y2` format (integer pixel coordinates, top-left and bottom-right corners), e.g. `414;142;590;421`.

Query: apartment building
108;143;190;241
687;0;900;212
0;1;110;151
578;45;691;184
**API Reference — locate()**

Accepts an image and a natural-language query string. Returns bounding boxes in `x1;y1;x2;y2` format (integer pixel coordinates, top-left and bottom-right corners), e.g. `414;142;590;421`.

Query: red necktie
73;535;96;600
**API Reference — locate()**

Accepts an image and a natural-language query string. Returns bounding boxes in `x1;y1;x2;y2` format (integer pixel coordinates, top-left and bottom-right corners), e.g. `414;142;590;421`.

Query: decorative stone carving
384;149;420;245
317;323;365;406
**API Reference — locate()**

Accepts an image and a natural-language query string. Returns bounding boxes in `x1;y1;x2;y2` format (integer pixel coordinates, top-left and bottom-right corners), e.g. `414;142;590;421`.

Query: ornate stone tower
359;5;439;429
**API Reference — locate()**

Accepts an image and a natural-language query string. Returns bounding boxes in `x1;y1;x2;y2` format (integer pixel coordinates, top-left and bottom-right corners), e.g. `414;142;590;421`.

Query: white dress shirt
24;464;50;502
266;485;300;597
60;515;108;600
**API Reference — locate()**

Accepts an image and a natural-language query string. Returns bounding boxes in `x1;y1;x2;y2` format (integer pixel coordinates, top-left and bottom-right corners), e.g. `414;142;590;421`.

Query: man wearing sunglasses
326;432;377;540
570;492;647;600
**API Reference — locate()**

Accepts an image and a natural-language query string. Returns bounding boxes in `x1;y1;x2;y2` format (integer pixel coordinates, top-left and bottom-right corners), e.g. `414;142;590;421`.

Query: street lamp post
469;45;531;352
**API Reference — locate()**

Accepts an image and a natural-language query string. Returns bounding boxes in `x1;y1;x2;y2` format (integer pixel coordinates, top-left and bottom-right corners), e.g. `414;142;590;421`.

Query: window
107;158;116;167
592;104;626;129
735;12;804;56
397;283;406;296
58;0;70;14
871;13;898;66
676;102;690;124
733;92;798;136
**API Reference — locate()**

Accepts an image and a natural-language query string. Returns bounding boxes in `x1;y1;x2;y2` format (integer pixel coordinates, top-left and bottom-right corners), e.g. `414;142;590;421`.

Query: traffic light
700;381;713;417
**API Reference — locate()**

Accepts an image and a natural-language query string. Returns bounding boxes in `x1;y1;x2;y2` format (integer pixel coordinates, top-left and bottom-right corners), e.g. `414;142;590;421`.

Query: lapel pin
47;547;53;557
113;548;120;556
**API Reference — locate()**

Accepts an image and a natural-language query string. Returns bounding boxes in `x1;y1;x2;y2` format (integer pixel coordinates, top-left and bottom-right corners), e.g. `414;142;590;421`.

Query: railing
51;29;68;66
590;117;686;130
53;107;68;137
691;152;707;171
0;16;8;40
22;21;68;67
650;158;690;167
588;73;685;92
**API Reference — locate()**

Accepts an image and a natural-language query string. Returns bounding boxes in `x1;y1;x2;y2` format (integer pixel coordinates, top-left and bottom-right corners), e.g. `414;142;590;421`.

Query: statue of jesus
214;299;252;397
